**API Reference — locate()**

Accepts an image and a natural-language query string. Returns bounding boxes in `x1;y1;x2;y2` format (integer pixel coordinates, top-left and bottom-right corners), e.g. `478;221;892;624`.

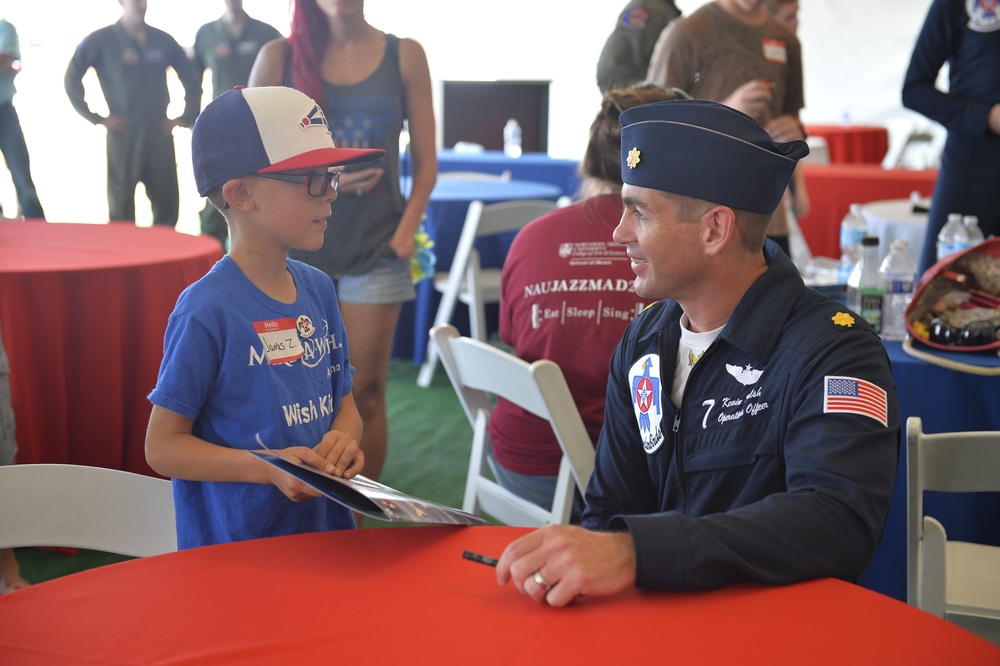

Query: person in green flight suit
596;0;681;93
191;0;281;247
64;0;201;228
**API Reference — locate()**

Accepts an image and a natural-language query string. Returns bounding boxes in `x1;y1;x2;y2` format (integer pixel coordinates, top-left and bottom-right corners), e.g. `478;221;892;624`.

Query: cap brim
260;147;386;173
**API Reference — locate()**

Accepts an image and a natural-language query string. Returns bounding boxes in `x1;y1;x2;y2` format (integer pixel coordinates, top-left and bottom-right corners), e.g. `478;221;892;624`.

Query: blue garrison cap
620;99;809;214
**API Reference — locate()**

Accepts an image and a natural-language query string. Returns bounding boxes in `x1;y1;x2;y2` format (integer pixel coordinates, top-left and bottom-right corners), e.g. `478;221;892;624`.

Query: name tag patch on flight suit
629;354;665;454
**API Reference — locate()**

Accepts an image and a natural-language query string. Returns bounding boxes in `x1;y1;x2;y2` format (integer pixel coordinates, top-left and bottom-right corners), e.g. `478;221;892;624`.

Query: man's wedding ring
532;570;551;592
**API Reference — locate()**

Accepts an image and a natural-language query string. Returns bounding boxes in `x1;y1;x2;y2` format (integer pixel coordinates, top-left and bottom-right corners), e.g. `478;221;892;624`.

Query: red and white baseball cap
192;86;385;197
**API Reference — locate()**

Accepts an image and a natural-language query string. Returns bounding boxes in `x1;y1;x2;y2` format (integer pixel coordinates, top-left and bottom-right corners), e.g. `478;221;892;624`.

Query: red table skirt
805;124;890;165
799;164;938;259
0;222;223;475
0;526;997;664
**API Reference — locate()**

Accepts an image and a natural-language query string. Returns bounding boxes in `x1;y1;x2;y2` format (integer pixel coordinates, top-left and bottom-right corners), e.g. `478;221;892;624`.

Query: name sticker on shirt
253;318;304;365
762;38;787;64
629;354;665;454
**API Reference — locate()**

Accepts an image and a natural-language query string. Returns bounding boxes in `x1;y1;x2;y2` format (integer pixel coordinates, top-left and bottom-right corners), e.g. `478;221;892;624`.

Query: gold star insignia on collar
627;147;641;169
832;312;855;327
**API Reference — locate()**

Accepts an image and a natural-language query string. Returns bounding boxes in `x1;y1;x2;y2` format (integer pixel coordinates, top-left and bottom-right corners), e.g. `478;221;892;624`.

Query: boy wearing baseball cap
145;86;385;549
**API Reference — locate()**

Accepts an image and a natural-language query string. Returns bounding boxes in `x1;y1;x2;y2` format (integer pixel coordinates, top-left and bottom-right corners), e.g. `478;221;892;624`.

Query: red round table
805;124;890;164
0;526;996;664
799;164;938;259
0;222;223;475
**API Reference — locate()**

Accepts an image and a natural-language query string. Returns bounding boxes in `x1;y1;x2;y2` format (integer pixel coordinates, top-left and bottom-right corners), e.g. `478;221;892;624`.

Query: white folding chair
0;464;177;557
907;417;1000;646
431;324;594;526
887;125;943;170
416;198;557;387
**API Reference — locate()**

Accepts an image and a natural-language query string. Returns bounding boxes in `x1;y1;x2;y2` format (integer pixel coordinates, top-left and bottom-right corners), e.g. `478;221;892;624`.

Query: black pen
462;550;499;567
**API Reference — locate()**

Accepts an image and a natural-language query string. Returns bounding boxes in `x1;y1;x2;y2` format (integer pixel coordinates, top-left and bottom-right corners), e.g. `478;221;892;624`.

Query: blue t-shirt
149;256;356;548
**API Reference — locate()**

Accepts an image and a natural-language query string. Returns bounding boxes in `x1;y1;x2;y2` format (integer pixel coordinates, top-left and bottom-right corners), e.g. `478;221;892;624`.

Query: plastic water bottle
838;203;867;282
847;235;883;333
963;215;985;245
503;118;522;158
879;239;916;341
937;213;970;261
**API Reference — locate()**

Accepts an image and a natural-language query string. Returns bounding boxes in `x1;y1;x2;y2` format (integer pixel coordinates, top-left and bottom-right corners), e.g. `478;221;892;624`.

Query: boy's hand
260;436;363;501
261;446;329;501
313;429;364;478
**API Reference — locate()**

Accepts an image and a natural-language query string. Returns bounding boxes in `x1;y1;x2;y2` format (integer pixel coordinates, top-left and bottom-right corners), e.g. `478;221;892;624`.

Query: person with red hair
250;0;437;487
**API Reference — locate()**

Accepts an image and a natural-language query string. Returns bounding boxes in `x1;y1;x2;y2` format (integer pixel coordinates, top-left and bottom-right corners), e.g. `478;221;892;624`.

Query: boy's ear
221;178;253;212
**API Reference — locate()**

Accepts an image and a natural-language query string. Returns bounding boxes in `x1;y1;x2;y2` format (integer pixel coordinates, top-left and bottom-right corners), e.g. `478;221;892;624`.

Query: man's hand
101;114;127;134
765;115;806;142
496;525;637;607
721;79;772;121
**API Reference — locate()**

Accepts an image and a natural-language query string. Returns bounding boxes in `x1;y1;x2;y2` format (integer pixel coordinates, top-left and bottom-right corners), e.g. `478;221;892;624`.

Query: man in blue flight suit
496;99;899;606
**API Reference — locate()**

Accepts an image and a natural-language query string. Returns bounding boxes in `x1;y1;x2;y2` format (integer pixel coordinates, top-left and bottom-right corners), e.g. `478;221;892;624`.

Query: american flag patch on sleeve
823;376;888;426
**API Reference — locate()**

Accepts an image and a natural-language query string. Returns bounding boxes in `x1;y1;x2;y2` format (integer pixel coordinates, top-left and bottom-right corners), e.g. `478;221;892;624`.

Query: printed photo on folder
251;437;487;526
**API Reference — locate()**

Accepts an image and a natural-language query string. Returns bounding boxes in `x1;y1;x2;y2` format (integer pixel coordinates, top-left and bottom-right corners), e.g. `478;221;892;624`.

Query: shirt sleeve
168;36;202;127
64;36;104;125
148;312;220;421
582;314;665;528
645;18;693;91
902;0;993;137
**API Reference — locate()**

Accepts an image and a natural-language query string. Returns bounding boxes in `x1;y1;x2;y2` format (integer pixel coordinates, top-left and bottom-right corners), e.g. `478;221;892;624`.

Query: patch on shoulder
621;8;650;30
629;354;664;454
967;0;1000;33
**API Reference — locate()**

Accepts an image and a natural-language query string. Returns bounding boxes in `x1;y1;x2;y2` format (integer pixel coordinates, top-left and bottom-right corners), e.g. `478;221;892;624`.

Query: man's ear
221;178;252;212
701;205;736;256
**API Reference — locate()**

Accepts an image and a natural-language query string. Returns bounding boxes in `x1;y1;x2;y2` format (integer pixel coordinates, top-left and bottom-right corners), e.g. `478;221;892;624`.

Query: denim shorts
335;255;416;305
490;458;585;524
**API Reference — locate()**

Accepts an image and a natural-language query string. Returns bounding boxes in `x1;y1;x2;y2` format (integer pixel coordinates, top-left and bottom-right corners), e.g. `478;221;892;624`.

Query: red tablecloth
805;124;890;164
0;526;996;664
0;222;223;475
799;164;938;259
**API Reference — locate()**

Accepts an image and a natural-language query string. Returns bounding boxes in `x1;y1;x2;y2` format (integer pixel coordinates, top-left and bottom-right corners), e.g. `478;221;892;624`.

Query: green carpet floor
12;359;476;586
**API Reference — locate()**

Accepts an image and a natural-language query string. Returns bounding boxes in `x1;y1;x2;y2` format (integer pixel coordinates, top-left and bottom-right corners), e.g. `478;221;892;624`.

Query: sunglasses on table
254;170;341;197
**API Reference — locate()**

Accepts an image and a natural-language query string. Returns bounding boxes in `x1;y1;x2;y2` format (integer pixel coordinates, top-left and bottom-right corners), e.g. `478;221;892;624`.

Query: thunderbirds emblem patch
629;355;664;454
967;0;1000;32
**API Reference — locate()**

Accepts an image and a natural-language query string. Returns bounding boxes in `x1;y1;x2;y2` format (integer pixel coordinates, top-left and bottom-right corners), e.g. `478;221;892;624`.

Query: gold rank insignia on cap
627;147;641;169
832;312;855;327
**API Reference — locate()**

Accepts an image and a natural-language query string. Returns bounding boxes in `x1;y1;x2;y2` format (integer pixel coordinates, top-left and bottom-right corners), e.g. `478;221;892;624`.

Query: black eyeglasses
254;170;340;197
